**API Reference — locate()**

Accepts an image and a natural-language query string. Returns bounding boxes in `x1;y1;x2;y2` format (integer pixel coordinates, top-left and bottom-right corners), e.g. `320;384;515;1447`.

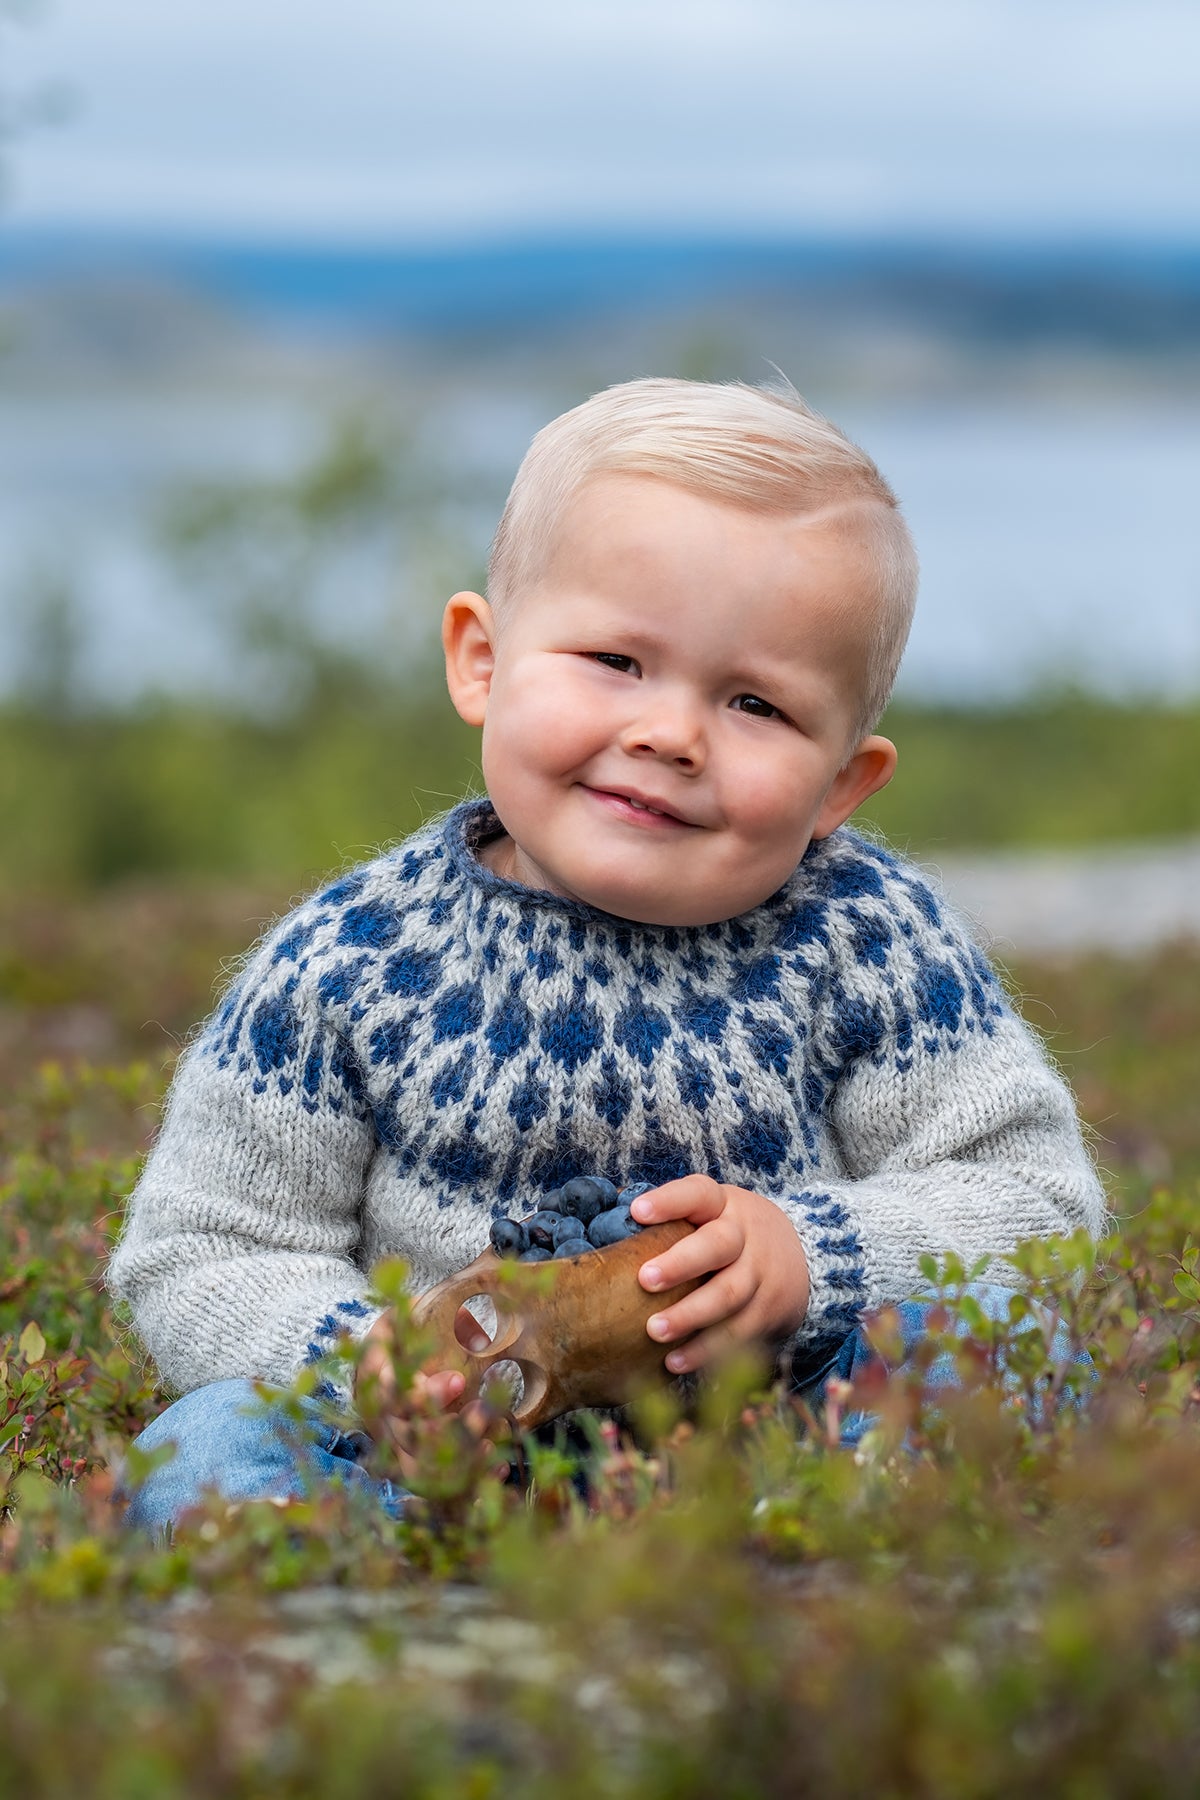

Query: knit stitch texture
108;799;1106;1395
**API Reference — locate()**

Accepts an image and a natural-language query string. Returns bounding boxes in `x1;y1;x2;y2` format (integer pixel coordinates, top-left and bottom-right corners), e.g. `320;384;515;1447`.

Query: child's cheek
730;757;820;858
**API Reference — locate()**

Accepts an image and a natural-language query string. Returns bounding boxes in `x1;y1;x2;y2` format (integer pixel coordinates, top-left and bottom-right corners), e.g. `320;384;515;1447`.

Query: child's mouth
585;787;692;829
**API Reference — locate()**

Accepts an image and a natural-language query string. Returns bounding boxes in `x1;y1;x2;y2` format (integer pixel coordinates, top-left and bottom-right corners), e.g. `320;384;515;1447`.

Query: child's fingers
645;1262;754;1349
638;1213;743;1294
453;1304;492;1355
630;1174;725;1227
413;1367;467;1412
660;1319;745;1375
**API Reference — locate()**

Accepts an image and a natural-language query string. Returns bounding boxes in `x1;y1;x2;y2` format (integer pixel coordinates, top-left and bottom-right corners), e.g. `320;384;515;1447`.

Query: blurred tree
11;565;84;719
159;414;494;719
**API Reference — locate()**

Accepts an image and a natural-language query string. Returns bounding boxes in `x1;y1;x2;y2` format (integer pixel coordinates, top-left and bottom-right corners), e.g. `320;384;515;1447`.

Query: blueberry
558;1175;619;1225
588;1204;639;1248
526;1211;566;1250
539;1188;564;1213
618;1182;655;1204
518;1246;552;1263
489;1218;529;1258
554;1212;587;1241
552;1237;593;1260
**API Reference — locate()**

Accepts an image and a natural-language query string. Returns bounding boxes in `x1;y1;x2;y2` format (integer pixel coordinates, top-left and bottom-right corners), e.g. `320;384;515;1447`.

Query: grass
865;692;1200;852
2;882;1200;1793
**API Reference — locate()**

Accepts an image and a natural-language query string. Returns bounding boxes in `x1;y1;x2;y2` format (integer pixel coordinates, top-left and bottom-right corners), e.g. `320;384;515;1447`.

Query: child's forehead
507;478;877;708
541;473;883;615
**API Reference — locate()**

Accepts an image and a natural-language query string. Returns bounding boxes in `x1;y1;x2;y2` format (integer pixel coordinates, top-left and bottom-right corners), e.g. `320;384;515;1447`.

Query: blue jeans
120;1282;1089;1533
120;1379;409;1537
792;1279;1093;1447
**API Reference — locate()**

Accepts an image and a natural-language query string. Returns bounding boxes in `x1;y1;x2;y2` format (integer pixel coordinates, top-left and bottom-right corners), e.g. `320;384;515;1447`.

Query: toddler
110;379;1105;1529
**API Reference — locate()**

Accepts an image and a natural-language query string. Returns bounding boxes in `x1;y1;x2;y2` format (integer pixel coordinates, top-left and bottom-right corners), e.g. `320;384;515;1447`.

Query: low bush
2;919;1199;1795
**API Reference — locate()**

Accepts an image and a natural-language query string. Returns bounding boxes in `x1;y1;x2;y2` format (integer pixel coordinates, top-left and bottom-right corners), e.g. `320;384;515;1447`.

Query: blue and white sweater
108;798;1106;1395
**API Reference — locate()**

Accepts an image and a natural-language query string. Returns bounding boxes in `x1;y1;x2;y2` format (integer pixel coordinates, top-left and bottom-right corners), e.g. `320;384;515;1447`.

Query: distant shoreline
2;227;1199;346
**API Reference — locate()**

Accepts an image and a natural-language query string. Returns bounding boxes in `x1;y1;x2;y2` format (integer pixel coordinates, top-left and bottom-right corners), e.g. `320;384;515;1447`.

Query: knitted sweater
108;798;1106;1396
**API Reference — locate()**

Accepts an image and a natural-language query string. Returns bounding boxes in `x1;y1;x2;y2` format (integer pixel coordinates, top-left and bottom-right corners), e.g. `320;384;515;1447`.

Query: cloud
6;0;1199;236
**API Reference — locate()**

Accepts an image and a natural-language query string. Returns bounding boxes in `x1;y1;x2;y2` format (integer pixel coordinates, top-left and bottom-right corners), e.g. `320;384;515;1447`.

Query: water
1;387;1197;706
854;405;1200;703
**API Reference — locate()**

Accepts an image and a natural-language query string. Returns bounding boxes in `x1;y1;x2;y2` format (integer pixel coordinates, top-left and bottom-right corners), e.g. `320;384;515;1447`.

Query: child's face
444;474;897;927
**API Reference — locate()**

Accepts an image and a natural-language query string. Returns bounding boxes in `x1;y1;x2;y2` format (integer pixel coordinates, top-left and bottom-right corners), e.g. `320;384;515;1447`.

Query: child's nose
620;692;706;771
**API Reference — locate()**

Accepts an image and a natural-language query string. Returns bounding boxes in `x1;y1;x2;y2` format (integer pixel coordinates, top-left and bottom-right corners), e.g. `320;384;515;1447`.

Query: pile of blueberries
488;1176;655;1263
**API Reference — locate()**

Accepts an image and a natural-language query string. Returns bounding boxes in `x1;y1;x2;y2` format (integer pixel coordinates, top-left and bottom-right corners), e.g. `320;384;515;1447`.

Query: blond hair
488;377;918;743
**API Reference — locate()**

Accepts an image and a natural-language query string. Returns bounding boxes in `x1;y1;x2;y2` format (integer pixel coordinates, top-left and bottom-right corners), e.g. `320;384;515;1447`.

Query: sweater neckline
439;795;817;940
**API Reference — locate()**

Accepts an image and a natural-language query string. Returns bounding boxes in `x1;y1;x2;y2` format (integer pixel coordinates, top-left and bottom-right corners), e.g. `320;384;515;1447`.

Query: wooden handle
411;1252;525;1361
411;1250;553;1422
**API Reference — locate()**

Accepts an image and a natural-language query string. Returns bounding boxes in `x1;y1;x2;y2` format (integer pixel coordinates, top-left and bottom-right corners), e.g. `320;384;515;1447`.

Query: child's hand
633;1177;810;1374
356;1306;497;1478
357;1304;490;1412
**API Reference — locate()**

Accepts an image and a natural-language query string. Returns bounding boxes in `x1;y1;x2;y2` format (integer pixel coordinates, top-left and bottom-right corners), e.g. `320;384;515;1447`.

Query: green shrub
2;938;1199;1795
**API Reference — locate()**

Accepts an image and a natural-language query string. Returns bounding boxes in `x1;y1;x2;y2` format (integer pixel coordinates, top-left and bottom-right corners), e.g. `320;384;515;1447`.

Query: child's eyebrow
727;658;851;723
565;619;669;651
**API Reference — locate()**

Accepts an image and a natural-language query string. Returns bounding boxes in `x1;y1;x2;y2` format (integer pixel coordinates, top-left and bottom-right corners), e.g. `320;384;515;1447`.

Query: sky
3;0;1199;243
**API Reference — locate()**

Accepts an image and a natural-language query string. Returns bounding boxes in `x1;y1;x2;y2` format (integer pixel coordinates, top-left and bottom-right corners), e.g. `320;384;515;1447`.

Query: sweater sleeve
106;910;385;1396
773;853;1107;1346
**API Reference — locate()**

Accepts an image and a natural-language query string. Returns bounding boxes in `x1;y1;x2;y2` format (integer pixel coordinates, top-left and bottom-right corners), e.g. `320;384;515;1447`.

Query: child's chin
576;876;732;929
550;844;748;927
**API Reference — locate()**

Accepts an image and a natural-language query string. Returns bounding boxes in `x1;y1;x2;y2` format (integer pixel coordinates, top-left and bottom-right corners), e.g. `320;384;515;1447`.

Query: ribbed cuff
301;1296;386;1406
779;1189;869;1344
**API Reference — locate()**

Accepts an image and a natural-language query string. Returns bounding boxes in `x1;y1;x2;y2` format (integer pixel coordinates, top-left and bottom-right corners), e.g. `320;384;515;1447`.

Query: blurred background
0;0;1198;897
1;0;1198;1190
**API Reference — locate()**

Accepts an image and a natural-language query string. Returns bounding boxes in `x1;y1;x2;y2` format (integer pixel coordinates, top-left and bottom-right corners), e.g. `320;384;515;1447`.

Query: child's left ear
811;735;898;838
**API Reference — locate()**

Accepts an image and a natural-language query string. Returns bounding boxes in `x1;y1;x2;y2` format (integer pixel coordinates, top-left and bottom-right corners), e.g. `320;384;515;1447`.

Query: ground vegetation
1;887;1198;1794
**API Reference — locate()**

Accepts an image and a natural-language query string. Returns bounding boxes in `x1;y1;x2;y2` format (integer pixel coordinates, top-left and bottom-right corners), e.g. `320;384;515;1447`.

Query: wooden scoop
411;1221;699;1430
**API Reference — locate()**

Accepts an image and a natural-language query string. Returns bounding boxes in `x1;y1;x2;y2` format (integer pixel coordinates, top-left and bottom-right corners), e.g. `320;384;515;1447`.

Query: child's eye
590;653;638;674
731;693;781;720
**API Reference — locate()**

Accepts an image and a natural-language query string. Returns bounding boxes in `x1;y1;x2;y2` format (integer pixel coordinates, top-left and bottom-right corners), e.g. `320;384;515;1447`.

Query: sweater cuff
777;1189;870;1346
300;1297;386;1408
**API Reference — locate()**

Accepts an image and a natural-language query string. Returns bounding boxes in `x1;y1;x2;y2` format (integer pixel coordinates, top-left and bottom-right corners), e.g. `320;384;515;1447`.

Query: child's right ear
442;591;496;727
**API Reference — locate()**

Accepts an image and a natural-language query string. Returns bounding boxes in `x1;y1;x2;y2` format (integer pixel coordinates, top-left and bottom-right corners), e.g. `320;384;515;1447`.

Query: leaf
1173;1270;1200;1305
120;1439;177;1490
18;1367;48;1403
18;1321;46;1366
956;1295;987;1335
11;1467;56;1517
